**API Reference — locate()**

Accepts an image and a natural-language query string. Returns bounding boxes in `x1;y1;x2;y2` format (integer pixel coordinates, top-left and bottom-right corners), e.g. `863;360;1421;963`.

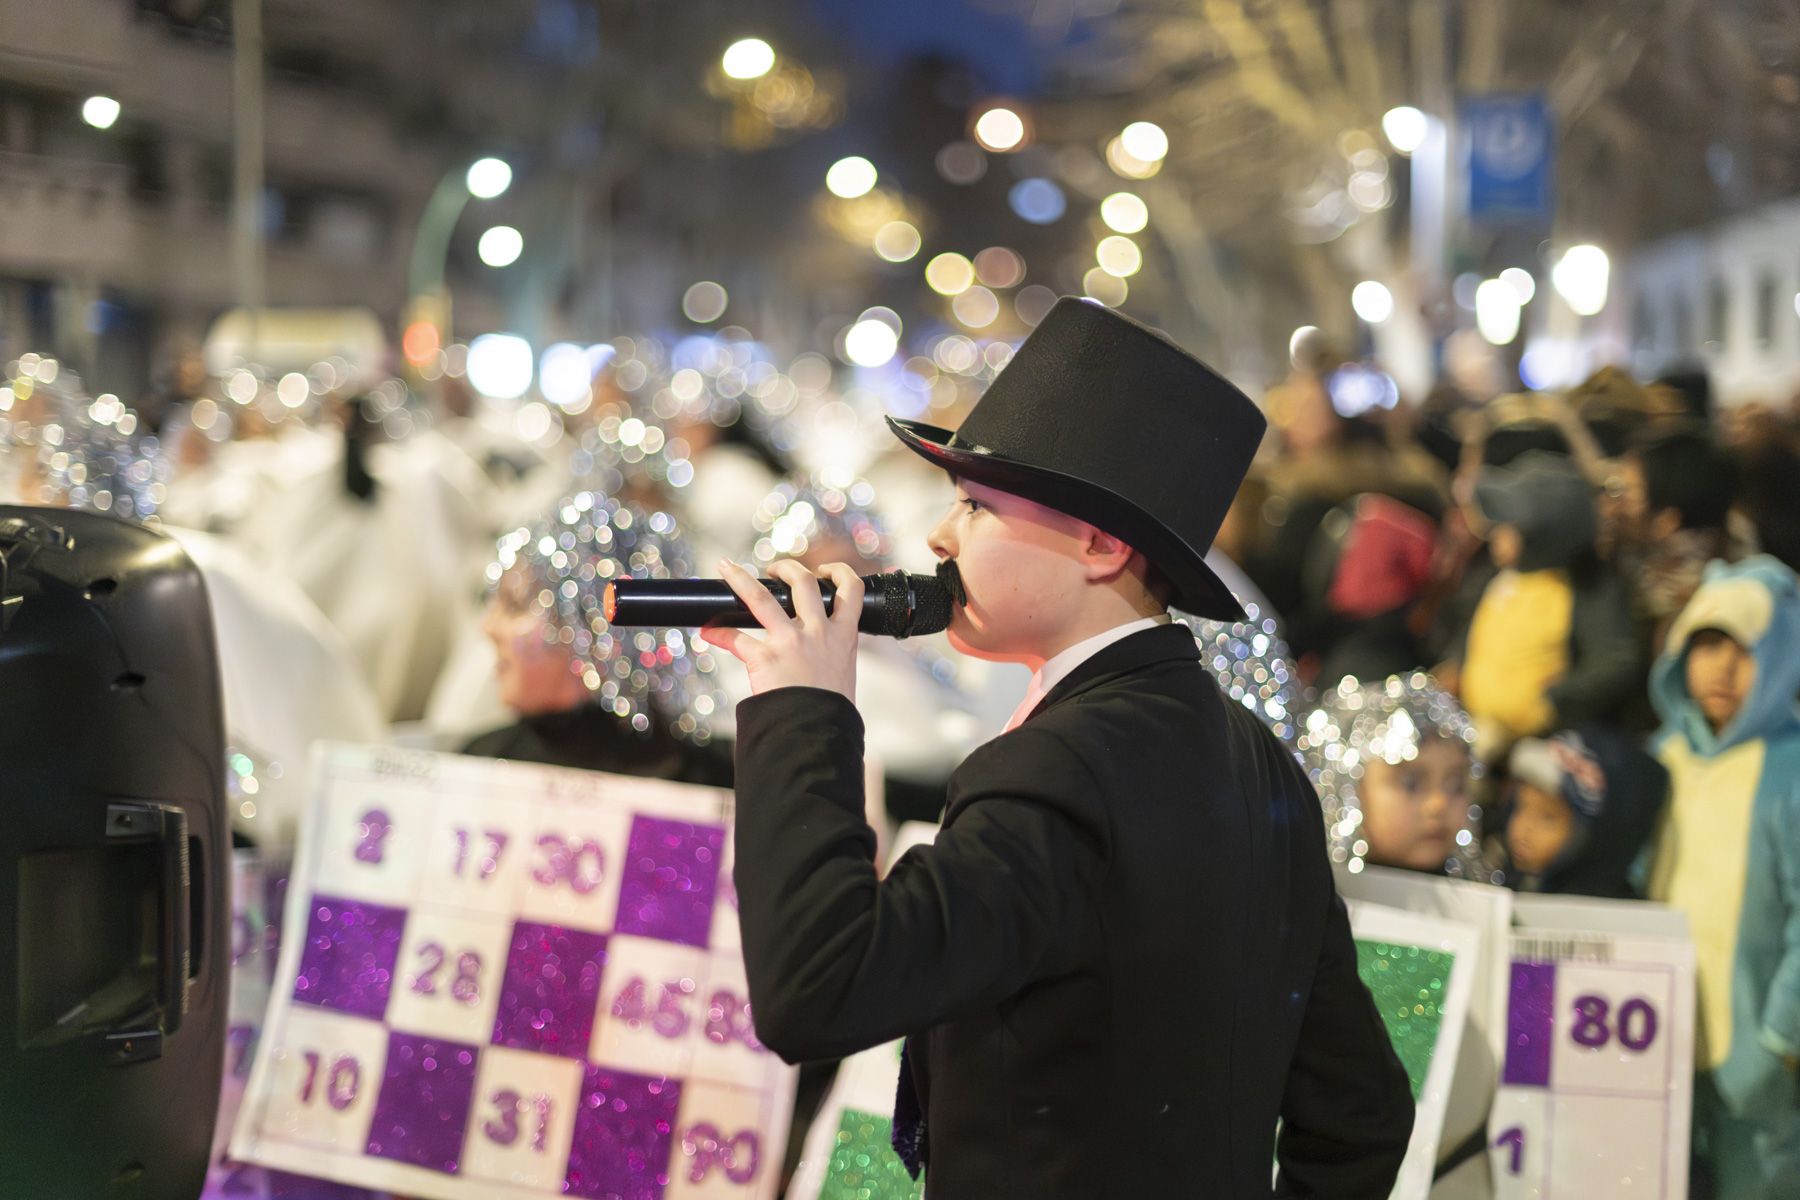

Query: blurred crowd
5;323;1800;1194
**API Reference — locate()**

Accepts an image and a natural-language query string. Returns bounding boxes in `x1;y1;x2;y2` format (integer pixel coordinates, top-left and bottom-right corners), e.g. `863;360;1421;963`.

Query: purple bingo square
564;1067;683;1200
491;922;610;1057
1504;961;1556;1087
365;1032;480;1175
615;816;726;948
291;895;407;1019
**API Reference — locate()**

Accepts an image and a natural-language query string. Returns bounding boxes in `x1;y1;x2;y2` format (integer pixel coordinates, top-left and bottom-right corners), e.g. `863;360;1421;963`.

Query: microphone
604;572;953;638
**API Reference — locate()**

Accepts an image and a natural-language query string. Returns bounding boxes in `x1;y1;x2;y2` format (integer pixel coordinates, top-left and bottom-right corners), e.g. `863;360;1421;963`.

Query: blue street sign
1463;93;1554;224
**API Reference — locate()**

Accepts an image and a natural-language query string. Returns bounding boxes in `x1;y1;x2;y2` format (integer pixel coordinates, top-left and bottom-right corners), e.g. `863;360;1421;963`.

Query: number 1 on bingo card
452;827;510;879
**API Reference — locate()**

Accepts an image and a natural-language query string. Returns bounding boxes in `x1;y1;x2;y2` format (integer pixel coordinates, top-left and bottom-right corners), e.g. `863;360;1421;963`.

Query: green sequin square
817;1106;925;1200
1355;938;1455;1101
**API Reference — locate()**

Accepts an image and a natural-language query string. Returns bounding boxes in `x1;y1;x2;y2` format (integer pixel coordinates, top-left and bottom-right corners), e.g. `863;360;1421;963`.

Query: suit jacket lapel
1023;623;1200;725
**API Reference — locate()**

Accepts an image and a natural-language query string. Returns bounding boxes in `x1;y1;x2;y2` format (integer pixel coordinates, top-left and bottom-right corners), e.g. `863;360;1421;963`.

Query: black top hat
887;297;1265;620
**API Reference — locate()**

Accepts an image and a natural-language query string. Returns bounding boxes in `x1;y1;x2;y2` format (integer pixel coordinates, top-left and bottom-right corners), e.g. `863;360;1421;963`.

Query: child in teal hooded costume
1646;556;1800;1196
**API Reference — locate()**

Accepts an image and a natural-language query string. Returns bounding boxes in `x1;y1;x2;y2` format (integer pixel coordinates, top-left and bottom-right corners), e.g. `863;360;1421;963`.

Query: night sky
809;0;1048;95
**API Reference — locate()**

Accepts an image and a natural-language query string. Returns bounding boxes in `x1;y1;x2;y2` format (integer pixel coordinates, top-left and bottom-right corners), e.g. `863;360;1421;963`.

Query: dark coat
460;702;732;785
734;623;1414;1197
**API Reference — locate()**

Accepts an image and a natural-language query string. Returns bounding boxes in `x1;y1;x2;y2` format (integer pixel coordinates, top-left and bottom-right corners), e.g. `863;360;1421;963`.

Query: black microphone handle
606;576;877;631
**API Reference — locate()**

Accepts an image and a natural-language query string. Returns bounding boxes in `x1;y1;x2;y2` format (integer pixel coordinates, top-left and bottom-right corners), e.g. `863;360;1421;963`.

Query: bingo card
231;744;796;1200
1345;901;1480;1200
1489;895;1695;1197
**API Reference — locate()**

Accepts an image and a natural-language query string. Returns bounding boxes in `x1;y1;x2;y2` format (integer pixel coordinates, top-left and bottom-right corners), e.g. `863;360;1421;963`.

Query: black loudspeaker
0;506;228;1198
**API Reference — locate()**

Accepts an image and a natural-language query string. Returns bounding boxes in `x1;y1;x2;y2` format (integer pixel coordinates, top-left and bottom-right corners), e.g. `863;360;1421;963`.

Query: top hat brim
887;416;1247;622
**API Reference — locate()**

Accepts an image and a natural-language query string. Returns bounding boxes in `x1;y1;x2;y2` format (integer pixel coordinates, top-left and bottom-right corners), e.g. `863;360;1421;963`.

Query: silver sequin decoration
1296;673;1493;880
1;355;168;520
488;492;724;744
1173;598;1306;744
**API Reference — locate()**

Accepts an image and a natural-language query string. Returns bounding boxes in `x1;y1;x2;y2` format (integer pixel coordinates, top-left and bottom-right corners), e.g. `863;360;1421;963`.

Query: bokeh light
1100;192;1149;234
1500;267;1537;304
1381;106;1429;155
1119;121;1169;163
1351;280;1394;324
1016;284;1058;326
844;319;899;368
478;225;523;267
1082;268;1128;307
1552;245;1610;315
925;252;976;296
682;281;729;323
466;157;513;199
873;221;922;262
973;107;1026;152
973;246;1025;288
1475;279;1523;345
826;156;878;199
468;334;534;399
1096;235;1143;278
82;96;121;130
1105;137;1161;180
721;38;776;81
951;286;1000;328
1009;178;1066;224
936;141;987;185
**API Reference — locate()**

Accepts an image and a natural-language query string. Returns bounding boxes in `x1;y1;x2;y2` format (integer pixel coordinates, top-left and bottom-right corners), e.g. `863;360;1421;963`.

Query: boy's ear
1080;525;1137;580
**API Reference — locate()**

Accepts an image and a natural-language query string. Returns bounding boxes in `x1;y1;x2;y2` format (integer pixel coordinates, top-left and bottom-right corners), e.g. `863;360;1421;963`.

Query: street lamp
1552;245;1610;316
406;156;515;352
1352;280;1395;324
81;96;121;130
722;38;775;81
1381;106;1428;155
465;158;512;200
477;225;524;268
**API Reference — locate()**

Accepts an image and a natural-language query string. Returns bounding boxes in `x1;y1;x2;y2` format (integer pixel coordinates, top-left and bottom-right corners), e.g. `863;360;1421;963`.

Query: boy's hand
702;559;861;701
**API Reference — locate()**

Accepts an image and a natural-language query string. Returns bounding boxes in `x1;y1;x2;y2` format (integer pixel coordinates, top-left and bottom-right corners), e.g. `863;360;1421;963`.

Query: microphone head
884;571;953;637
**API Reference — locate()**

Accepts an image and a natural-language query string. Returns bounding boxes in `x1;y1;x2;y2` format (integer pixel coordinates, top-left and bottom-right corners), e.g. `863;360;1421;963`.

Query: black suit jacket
734;623;1413;1197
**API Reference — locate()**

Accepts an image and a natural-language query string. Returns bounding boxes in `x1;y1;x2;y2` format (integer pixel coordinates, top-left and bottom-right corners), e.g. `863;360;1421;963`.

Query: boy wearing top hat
708;299;1413;1196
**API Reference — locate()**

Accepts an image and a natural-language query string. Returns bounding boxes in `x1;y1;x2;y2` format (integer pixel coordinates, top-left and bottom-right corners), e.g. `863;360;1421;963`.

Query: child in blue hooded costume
1646;555;1800;1197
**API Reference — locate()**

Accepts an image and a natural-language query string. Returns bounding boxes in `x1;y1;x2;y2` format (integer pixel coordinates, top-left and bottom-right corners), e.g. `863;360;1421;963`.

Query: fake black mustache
935;558;968;608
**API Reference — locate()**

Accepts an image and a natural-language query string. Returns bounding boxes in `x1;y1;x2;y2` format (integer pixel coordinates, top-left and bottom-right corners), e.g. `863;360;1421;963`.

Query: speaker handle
105;803;191;1037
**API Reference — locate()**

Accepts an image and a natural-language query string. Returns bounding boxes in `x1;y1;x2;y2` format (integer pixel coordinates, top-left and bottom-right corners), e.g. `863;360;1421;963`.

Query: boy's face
925;477;1096;663
481;566;588;716
1685;627;1755;733
1358;737;1474;873
1506;781;1575;875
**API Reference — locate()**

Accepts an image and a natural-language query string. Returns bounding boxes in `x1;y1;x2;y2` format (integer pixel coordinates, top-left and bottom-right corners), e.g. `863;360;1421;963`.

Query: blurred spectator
1299;493;1438;689
460;497;732;785
1254;412;1446;643
1298;674;1488;880
1614;425;1746;652
1720;403;1800;574
1566;365;1690;457
1498;728;1668;898
1455;453;1639;761
1645;557;1800;1194
464;555;731;785
1655;367;1715;422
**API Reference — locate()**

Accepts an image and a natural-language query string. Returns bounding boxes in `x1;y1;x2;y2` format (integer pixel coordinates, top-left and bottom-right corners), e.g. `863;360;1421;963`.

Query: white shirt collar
1004;614;1172;732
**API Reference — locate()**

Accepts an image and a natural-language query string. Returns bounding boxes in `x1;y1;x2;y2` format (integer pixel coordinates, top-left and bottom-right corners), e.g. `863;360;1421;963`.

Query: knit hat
1474;451;1596;570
